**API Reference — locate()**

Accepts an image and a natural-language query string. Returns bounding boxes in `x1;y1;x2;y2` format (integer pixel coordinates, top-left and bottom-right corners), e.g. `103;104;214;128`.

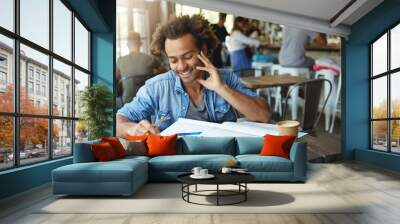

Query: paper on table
160;118;253;137
160;118;307;137
221;121;307;138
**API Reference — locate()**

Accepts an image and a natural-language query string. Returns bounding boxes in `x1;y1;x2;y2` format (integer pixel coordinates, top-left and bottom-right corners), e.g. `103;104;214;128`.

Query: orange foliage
0;84;60;149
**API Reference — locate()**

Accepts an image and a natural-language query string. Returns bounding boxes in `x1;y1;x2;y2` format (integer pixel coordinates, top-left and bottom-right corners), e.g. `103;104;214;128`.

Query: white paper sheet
160;118;307;138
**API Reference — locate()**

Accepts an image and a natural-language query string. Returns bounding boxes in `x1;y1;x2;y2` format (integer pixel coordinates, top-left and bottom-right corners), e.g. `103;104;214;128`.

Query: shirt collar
173;71;185;94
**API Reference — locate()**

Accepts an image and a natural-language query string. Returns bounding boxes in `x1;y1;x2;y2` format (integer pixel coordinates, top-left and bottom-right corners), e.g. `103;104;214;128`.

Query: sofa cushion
52;158;147;183
73;140;100;163
147;135;177;157
236;137;263;155
91;142;118;161
178;137;236;155
236;155;293;172
101;137;127;158
260;135;296;159
148;154;235;172
119;138;147;156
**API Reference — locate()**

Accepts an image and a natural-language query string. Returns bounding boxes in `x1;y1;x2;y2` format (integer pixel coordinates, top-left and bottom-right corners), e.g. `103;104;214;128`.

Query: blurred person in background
278;26;327;69
116;31;165;84
211;13;229;68
227;17;261;71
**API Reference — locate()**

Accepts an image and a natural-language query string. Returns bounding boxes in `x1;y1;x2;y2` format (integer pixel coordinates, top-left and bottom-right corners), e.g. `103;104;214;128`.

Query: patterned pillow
119;138;147;156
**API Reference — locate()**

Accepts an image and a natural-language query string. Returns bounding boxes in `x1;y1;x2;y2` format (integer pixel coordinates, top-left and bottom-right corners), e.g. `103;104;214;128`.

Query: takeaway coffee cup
276;120;300;137
191;167;202;176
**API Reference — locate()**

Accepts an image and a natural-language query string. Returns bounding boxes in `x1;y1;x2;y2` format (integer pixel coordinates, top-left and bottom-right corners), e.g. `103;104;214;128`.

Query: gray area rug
38;183;362;214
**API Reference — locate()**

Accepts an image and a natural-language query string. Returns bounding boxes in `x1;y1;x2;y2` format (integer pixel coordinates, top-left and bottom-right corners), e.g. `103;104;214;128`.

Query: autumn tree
0;84;60;152
372;99;400;142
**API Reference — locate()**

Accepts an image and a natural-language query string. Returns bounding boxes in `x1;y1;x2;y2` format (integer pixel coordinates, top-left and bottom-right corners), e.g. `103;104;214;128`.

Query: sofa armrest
289;141;307;181
73;140;100;163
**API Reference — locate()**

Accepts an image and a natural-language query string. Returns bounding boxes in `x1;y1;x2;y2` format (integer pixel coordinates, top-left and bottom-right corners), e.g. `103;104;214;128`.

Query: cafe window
0;0;91;171
370;22;400;154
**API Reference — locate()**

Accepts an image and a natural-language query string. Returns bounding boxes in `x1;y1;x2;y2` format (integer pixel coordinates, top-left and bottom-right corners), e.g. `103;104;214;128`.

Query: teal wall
92;32;115;136
344;0;400;171
0;0;116;200
0;158;72;199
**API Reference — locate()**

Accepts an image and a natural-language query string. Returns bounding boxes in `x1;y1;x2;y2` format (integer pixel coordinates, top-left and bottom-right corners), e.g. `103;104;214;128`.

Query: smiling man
116;15;271;136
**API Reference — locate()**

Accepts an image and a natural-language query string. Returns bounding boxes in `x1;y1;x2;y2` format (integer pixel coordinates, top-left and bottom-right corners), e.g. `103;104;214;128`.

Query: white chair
251;62;274;103
251;62;273;77
315;69;340;132
329;73;341;133
274;66;310;120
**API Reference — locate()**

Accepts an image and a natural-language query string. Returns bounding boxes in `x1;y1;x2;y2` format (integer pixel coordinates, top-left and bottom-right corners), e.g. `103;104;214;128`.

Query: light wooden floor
1;162;400;224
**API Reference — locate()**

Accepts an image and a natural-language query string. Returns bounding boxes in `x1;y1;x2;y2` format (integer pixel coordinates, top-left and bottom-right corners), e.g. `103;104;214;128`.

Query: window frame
0;0;92;171
370;20;400;154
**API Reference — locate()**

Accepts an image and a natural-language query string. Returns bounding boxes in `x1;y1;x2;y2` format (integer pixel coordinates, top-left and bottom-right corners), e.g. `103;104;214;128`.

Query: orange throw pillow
260;134;296;159
146;135;177;157
124;135;148;142
101;137;126;158
91;142;117;162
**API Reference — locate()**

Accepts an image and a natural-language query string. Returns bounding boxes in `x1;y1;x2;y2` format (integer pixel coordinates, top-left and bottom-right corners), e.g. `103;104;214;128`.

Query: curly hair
150;15;219;57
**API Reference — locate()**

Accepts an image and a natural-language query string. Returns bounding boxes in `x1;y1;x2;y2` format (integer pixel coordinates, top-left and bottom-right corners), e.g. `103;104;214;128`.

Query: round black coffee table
177;173;255;206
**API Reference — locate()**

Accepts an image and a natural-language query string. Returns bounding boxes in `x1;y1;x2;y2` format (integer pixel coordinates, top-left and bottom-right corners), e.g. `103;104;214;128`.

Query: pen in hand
145;115;170;135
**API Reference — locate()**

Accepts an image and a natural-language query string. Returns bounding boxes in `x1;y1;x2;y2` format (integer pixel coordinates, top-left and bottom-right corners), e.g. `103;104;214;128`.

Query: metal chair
117;74;154;107
281;79;332;133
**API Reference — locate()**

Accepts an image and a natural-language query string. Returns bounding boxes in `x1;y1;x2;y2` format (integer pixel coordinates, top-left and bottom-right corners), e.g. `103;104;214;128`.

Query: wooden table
240;74;309;89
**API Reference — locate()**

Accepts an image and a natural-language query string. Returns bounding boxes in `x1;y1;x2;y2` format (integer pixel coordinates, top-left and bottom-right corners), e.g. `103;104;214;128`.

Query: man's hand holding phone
196;51;224;92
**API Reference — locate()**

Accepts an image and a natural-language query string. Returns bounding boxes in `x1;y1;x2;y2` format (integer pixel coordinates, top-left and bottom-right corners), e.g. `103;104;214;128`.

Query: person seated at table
116;31;166;84
227;17;261;71
278;26;327;69
116;15;271;136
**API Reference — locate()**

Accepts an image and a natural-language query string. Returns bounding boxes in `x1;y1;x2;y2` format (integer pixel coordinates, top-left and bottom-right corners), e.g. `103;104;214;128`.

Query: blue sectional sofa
52;137;307;196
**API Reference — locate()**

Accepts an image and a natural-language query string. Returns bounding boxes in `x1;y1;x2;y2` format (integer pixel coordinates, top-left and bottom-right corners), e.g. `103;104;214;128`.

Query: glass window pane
53;119;72;158
0;116;14;170
372;77;387;119
75;18;89;70
201;9;219;24
391;72;400;118
391;120;400;153
391;24;400;70
181;5;200;16
372;33;387;76
372;121;388;151
20;117;49;165
20;0;49;49
53;0;72;60
53;59;72;117
20;44;49;115
0;0;14;31
75;120;88;143
0;35;14;113
74;69;89;118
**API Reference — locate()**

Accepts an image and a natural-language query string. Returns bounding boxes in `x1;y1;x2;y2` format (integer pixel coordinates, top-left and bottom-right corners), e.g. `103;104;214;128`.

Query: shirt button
182;107;185;110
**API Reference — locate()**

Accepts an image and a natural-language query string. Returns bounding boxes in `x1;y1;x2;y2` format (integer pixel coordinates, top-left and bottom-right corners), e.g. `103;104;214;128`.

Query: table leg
245;183;248;201
217;184;219;206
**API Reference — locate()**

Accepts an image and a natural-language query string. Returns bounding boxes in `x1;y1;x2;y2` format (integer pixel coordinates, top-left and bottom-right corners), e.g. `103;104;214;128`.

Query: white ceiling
173;0;384;37
226;0;352;23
